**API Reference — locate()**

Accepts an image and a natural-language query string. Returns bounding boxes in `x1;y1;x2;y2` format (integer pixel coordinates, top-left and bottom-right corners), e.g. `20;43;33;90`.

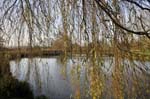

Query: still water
10;57;73;99
9;57;150;99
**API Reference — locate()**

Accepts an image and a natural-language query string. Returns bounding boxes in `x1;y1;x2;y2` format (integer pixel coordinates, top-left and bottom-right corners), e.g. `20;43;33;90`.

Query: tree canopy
0;0;149;47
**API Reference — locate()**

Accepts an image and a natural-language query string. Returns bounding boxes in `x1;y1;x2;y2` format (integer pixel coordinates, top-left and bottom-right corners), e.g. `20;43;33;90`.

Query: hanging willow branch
94;0;150;39
122;0;150;12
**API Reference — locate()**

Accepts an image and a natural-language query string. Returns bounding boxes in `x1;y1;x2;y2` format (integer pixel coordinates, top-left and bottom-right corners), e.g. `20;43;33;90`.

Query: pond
9;56;150;99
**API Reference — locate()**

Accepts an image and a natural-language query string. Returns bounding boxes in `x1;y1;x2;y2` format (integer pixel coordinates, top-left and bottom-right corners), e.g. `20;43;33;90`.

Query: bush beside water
0;75;33;99
0;54;34;99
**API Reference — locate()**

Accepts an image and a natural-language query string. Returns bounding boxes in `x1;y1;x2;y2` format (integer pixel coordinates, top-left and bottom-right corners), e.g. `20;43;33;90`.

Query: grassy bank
1;46;150;61
128;50;150;61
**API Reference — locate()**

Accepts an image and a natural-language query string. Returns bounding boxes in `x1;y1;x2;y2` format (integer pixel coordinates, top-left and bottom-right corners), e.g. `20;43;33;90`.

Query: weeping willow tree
0;0;150;98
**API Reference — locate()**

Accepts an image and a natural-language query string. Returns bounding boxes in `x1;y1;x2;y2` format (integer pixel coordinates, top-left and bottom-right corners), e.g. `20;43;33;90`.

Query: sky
0;0;149;47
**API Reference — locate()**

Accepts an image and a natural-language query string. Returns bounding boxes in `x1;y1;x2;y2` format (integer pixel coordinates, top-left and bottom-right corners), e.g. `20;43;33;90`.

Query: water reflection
9;57;150;99
10;57;76;99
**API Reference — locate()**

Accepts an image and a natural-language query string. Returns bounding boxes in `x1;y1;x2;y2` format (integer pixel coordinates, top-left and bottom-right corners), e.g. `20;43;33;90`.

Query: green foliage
0;75;33;99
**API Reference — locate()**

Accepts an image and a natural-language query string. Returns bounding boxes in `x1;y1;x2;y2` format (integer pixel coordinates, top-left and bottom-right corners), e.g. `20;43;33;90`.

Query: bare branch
95;0;150;38
122;0;150;12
